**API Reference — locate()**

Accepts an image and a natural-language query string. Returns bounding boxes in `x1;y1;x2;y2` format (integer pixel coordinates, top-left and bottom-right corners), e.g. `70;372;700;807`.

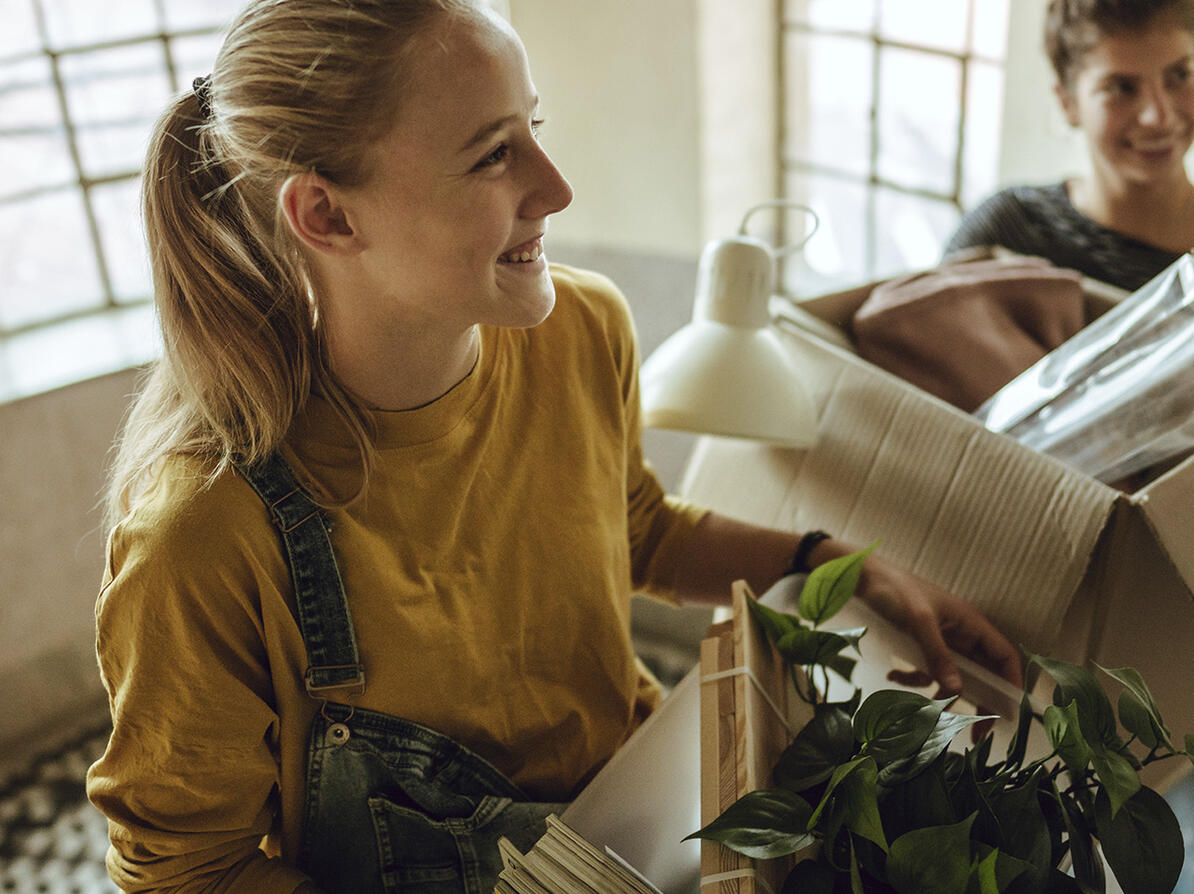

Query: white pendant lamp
640;202;820;448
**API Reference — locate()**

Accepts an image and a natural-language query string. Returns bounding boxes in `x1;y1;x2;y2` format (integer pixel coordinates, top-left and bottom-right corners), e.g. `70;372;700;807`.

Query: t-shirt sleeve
87;486;313;894
595;276;709;603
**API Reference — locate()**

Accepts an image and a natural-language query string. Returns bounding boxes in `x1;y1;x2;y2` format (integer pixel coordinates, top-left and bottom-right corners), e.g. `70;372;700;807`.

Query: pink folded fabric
853;258;1088;412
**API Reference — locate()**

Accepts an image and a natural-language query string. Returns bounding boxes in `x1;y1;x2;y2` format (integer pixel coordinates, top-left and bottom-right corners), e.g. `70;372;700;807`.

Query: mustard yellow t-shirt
87;266;708;892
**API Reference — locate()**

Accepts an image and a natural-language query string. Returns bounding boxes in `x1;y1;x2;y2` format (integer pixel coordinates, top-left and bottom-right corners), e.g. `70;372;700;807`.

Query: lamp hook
737;200;820;258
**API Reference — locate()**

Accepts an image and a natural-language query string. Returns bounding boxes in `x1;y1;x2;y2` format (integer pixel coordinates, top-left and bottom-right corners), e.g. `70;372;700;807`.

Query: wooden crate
698;582;818;894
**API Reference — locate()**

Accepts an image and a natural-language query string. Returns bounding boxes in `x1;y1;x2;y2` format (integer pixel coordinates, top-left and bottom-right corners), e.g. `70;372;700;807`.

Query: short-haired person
946;0;1194;290
85;1;1022;891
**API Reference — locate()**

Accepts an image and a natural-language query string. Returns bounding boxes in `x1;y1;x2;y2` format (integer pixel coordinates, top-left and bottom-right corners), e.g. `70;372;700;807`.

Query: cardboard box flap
682;324;1117;653
1134;458;1194;596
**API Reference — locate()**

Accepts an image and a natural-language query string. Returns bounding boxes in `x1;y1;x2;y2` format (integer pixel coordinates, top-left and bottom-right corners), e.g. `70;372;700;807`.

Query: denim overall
238;455;566;893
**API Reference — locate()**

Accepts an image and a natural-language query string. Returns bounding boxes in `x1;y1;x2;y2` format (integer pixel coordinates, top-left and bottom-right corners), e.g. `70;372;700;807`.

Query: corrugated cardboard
678;278;1194;786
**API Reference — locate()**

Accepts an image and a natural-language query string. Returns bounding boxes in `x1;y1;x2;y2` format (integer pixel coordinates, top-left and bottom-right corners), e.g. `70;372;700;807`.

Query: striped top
944;182;1183;292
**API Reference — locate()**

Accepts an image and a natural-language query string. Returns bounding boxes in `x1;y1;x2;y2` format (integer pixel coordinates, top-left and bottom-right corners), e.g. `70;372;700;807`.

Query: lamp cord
738;200;820;257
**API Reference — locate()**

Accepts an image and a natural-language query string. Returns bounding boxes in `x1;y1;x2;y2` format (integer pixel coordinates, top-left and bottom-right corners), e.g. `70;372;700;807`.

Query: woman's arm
673;511;1023;695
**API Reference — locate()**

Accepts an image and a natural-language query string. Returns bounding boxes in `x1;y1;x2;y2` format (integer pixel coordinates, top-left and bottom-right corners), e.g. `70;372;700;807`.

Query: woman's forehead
367;10;535;161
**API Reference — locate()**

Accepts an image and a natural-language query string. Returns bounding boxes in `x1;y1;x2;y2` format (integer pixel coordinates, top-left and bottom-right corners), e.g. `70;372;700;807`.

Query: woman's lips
498;238;543;263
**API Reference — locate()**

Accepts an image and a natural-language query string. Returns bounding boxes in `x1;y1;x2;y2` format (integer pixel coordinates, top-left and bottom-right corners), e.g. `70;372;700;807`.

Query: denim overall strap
236;454;364;695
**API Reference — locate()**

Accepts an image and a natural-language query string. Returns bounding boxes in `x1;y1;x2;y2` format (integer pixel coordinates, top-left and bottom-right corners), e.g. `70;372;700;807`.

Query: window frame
776;0;1007;283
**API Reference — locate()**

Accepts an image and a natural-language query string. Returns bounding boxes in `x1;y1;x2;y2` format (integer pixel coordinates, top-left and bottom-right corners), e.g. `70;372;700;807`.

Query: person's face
1057;16;1194;189
342;9;573;334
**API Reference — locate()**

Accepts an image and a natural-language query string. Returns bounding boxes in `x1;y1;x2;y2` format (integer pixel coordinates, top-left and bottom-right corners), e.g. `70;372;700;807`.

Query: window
0;0;239;396
778;0;1010;296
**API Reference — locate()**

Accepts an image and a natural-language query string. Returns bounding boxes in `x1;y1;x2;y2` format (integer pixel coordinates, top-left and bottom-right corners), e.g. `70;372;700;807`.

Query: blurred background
0;0;1150;890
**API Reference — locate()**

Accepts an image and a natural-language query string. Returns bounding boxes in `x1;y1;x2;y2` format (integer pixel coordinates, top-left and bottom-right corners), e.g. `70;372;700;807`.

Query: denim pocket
368;793;566;893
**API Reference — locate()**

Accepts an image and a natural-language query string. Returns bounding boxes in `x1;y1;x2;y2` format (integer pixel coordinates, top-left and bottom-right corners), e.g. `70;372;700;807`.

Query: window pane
40;0;159;50
878;0;968;53
1;0;41;56
785;33;873;177
169;33;225;92
1;303;158;399
972;0;1010;59
782;171;871;296
59;42;172;179
0;188;103;330
961;60;1004;209
873;187;960;276
876;47;960;195
0;57;76;201
161;0;243;32
92;177;150;304
785;0;875;33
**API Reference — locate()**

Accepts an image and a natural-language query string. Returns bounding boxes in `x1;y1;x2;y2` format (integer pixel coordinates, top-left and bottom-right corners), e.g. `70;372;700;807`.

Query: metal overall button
321;702;354;746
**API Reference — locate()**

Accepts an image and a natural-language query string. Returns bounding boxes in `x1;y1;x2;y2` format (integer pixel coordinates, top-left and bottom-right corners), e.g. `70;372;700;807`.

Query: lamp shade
640;236;818;448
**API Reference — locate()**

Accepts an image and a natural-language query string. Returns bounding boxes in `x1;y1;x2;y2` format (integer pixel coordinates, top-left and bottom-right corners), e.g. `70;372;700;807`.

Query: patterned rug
0;724;116;894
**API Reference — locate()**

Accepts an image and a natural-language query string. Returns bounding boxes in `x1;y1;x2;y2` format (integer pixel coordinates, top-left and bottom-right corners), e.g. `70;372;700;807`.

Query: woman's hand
847;548;1024;698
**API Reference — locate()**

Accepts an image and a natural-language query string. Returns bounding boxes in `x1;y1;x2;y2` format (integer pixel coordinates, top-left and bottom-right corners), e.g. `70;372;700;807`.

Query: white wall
997;0;1089;187
0;370;136;755
508;0;704;259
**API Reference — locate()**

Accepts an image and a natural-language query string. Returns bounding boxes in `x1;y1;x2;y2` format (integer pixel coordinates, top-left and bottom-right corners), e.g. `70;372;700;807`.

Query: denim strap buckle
305;664;366;697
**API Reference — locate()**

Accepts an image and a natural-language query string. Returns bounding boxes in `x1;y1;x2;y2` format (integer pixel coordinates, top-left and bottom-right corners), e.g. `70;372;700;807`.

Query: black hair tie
192;75;214;119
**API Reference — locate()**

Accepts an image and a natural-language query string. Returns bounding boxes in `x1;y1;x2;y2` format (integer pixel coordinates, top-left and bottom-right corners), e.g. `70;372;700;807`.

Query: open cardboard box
677;263;1194;790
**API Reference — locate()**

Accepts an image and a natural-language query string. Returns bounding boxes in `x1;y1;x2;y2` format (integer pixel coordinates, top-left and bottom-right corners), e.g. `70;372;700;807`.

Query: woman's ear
1054;82;1081;127
279;172;361;256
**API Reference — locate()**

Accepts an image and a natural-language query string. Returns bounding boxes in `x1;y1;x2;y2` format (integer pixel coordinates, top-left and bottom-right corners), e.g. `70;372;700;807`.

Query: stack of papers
496;814;663;894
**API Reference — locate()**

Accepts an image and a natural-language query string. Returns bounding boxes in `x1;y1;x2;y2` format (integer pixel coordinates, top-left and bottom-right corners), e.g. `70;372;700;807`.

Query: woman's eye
1167;65;1193;89
474;144;510;170
472;119;545;171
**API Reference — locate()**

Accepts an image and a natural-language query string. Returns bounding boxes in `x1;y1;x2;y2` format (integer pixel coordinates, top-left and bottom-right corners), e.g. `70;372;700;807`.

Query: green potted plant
687;546;1191;893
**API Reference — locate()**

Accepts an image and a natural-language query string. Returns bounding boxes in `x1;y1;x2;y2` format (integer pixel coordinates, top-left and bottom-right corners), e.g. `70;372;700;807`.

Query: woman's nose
521;145;573;219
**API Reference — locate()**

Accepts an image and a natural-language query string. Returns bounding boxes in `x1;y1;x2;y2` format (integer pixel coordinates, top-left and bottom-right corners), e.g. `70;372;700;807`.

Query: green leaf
880;710;996;786
849;838;865;894
1059;782;1104;892
887;813;975;894
1090;746;1140;818
799;543;877;626
1003;693;1034;772
824;652;858;683
747;596;800;647
1117;690;1158;749
781;859;836;894
774;703;857;792
972;848;1000;894
1097;664;1172;750
684;788;815;859
775;626;864;666
1043;700;1093;770
969;845;1032;894
984;774;1051;868
882;753;956;840
1030;654;1119;749
1094;786;1184;894
1186;733;1194;765
807;756;888;851
854;690;946;765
